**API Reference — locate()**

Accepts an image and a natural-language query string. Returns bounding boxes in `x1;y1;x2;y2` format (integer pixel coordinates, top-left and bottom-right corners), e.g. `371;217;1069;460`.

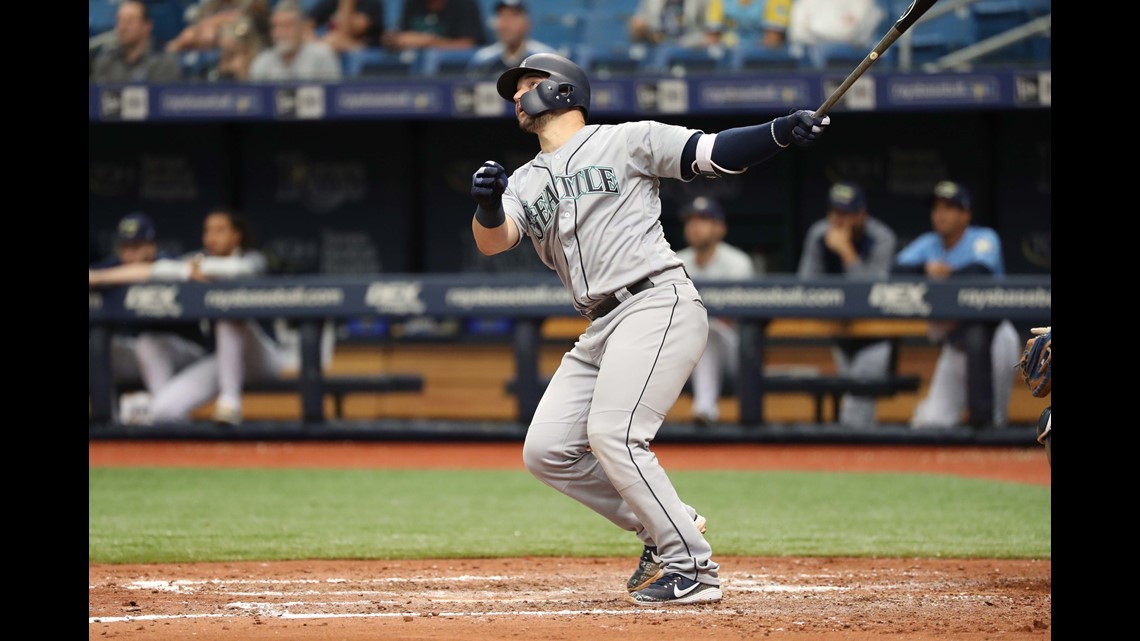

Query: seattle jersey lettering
522;166;621;240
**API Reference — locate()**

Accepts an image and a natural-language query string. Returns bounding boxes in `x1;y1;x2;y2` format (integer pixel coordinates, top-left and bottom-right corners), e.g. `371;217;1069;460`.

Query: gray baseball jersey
503;120;721;587
501;121;699;314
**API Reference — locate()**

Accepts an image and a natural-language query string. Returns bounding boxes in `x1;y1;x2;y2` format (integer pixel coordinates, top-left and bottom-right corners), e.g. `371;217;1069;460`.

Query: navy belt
583;277;655;321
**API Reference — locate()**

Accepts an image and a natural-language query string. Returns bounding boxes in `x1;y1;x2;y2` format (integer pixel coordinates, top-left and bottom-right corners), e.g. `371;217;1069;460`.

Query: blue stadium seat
904;6;978;67
530;11;586;50
528;0;593;12
341;47;420;78
581;4;636;51
797;42;887;72
90;0;117;37
574;43;650;77
728;43;800;73
142;0;189;52
649;44;731;75
416;47;478;76
970;0;1050;66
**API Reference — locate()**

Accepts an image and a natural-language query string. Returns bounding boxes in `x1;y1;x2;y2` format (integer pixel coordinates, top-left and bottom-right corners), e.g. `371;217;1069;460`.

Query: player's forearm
89;261;156;286
197;254;267;279
682;118;797;179
472;214;519;256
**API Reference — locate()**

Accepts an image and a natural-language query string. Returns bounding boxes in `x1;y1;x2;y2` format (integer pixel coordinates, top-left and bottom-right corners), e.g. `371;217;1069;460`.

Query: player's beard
519;111;556;134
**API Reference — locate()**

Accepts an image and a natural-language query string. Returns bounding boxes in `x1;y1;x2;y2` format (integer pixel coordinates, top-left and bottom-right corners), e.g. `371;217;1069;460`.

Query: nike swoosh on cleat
673;583;700;598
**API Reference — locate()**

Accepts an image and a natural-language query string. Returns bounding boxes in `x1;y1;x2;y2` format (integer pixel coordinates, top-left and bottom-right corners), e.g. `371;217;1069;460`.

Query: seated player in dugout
891;180;1022;428
796;181;898;427
90;212;210;424
673;196;756;427
89;207;335;426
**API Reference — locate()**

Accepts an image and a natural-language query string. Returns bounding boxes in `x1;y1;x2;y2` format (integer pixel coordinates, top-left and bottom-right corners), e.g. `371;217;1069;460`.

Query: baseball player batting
469;52;829;606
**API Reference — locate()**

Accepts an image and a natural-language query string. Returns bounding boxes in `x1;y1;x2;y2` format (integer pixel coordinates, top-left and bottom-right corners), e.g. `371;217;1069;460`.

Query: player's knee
521;429;576;478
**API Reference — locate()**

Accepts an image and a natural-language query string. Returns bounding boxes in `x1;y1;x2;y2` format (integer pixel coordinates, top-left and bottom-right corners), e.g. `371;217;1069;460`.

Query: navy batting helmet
496;52;591;121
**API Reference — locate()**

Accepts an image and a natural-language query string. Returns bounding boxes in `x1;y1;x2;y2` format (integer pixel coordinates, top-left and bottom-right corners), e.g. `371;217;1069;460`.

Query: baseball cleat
626;513;708;592
627;573;722;606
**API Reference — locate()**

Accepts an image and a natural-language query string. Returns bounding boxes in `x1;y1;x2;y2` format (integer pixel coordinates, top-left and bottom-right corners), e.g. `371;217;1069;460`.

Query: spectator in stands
708;0;792;49
89;207;331;426
249;0;344;82
674;197;756;427
210;13;265;81
89;213;210;424
164;0;271;54
381;0;489;51
467;0;556;77
307;0;388;52
628;0;719;48
90;0;184;83
891;180;1022;429
796;181;898;427
786;0;884;68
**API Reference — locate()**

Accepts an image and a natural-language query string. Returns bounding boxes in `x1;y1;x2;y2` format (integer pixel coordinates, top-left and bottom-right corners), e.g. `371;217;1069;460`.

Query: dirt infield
88;442;1051;640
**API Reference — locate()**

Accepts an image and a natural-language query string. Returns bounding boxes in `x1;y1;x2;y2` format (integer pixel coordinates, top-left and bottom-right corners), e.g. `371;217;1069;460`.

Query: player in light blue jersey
891;180;1021;428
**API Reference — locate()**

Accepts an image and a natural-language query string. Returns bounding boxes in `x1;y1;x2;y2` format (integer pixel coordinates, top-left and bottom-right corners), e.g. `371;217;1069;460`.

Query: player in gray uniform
469;52;829;605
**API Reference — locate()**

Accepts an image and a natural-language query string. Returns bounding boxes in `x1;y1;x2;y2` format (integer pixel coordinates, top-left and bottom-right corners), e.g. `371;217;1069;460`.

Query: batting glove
471;160;508;210
773;109;830;147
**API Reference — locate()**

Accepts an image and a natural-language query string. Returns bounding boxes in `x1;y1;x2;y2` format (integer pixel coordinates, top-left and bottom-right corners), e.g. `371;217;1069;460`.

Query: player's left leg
149;355;221;422
213;320;289;424
911;344;967;428
837;340;892;427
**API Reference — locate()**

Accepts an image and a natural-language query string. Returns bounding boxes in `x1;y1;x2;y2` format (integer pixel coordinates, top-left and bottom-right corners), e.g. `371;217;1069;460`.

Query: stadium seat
649;44;731;75
797;42;886;71
903;6;978;68
142;0;190;52
530;11;586;50
728;43;800;73
574;43;652;78
90;0;117;37
970;0;1049;65
416;47;478;77
342;48;420;78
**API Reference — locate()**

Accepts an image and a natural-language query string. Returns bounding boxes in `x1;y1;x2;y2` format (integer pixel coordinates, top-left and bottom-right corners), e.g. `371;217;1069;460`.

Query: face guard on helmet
496;52;591;121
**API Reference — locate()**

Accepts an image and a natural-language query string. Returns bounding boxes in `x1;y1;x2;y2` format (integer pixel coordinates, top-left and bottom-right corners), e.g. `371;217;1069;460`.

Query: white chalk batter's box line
89;574;947;625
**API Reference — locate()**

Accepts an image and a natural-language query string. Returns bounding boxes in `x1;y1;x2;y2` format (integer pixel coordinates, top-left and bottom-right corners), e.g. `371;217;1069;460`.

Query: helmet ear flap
520;78;577;117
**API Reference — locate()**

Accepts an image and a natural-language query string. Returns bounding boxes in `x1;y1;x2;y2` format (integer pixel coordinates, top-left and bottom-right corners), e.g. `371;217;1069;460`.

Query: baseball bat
814;0;940;117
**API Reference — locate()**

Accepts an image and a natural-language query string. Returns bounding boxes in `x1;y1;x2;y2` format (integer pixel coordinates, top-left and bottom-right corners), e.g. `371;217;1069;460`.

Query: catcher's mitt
1016;326;1051;397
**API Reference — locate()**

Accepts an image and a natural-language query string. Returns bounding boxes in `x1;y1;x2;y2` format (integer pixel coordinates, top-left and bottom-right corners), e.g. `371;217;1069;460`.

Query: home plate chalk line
90;573;866;624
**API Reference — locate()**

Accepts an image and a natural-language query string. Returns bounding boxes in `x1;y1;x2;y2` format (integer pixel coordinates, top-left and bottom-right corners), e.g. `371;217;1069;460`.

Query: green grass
89;468;1050;564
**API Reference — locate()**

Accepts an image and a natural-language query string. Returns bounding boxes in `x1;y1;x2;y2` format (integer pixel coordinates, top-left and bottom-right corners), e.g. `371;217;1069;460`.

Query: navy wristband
475;204;506;228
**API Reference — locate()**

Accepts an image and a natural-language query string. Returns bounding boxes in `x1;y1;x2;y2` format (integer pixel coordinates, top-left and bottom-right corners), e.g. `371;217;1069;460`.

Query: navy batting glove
789;109;830;147
772;110;830;147
471;160;508;210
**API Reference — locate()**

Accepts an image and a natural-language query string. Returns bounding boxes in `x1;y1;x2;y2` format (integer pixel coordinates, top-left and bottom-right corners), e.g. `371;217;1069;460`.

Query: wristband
475;204;506;228
770;120;790;148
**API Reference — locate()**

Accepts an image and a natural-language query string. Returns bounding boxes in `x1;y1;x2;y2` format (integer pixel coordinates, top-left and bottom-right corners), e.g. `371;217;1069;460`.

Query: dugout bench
507;317;925;424
113;373;425;420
